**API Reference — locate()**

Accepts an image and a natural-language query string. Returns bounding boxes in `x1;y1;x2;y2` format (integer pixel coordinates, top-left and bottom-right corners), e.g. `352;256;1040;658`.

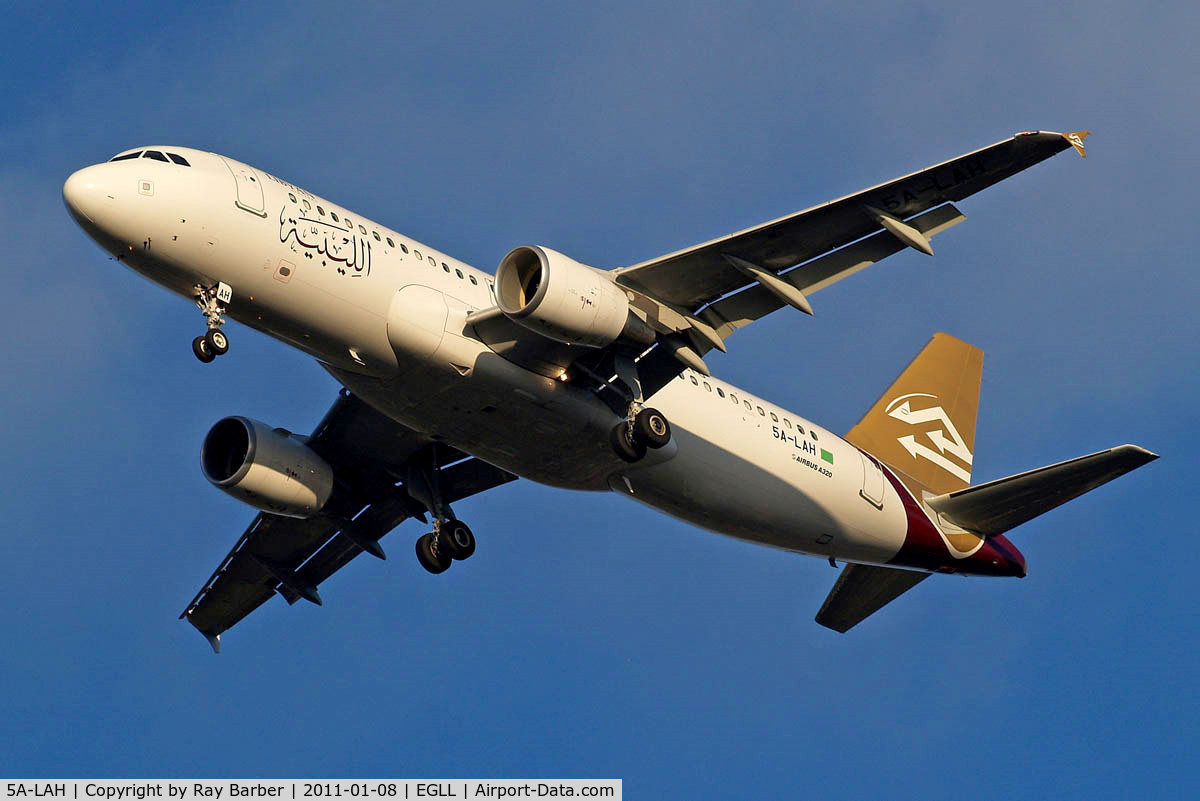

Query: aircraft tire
205;328;229;355
634;408;671;449
192;335;216;363
610;422;646;463
415;533;451;574
438;519;476;560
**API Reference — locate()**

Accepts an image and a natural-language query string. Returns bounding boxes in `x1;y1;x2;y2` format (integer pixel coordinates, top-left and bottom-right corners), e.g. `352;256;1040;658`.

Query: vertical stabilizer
844;333;982;496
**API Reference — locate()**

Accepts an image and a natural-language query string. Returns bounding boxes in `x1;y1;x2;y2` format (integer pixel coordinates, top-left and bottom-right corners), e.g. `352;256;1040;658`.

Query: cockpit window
109;151;142;162
167;153;191;166
143;150;169;162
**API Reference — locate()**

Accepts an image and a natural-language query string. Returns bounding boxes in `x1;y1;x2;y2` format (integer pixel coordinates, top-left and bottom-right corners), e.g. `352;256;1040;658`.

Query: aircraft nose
63;165;105;225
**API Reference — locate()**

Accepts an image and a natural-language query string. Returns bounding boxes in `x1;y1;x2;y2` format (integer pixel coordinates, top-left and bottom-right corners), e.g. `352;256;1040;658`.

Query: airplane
62;130;1157;651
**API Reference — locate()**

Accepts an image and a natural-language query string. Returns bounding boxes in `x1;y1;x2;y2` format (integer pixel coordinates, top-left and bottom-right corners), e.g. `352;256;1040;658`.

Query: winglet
1064;130;1089;158
203;631;221;654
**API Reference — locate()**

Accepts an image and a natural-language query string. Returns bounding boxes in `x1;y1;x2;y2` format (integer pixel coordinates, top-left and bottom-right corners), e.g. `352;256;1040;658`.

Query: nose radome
63;165;105;224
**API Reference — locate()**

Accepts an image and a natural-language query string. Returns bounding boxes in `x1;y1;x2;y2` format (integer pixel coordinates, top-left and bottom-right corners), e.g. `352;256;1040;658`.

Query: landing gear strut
192;283;231;363
610;406;672;462
407;448;478;574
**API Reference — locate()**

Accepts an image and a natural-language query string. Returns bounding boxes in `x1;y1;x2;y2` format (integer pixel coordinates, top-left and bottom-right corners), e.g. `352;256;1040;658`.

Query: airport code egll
3;783;620;801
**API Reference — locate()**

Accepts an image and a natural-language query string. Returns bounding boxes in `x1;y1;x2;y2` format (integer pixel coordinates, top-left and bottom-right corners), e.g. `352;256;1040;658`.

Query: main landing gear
415;519;477;574
192;283;231;363
406;448;478;575
610;406;672;463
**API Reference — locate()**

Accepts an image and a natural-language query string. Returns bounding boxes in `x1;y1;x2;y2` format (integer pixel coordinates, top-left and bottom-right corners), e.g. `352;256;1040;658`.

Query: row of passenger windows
678;373;818;439
109;150;190;166
286;193;484;287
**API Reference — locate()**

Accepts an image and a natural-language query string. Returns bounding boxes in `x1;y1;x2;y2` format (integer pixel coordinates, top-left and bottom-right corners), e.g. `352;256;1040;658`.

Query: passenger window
455;269;464;279
784;419;792;429
331;212;340;222
288;193;297;203
770;412;778;422
317;206;325;216
757;406;765;416
109;151;142;161
744;400;752;410
373;231;381;241
797;424;806;435
358;225;367;235
717;388;725;398
442;263;451;273
469;275;478;285
704;382;712;392
690;376;698;385
811;430;819;441
414;249;422;260
344;217;354;228
400;243;409;254
302;199;311;210
730;394;739;404
428;255;436;266
143;150;168;162
167;153;190;166
386;237;395;247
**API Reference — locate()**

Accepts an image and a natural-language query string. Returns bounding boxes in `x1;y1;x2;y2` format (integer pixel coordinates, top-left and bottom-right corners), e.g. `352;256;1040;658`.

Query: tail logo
885;393;973;483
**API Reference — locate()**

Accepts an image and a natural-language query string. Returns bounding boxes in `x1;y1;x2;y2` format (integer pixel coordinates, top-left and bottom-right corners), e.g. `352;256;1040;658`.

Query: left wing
180;392;516;651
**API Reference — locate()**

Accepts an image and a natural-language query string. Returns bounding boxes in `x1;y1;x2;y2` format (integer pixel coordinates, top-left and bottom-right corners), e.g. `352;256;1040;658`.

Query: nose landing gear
192;283;231;363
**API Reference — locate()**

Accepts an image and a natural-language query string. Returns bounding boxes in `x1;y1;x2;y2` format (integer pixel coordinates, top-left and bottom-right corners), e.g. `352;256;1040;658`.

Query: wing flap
815;563;930;633
925;444;1158;536
701;203;966;340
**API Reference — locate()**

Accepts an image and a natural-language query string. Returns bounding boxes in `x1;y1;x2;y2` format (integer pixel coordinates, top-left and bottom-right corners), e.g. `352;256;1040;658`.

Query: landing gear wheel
415;533;451;574
205;328;229;355
634;407;671;448
192;335;215;363
610;422;647;463
437;519;476;560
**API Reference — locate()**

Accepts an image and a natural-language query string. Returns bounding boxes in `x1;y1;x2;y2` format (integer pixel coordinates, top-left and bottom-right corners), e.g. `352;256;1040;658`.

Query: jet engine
201;417;334;518
495;245;653;347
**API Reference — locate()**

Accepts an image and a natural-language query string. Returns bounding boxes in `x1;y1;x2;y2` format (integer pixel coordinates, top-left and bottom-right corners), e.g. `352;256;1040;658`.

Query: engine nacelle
201;417;334;519
496;245;647;347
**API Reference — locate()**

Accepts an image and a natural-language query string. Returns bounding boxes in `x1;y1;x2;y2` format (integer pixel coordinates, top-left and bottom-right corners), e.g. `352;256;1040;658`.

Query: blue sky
2;1;1196;797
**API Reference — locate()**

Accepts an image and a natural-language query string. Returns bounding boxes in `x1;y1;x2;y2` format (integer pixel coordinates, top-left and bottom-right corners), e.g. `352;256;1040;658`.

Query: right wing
472;132;1086;409
180;392;516;651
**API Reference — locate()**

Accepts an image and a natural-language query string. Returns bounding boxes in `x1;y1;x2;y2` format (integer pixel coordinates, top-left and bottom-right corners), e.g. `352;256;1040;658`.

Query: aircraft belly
614;380;910;564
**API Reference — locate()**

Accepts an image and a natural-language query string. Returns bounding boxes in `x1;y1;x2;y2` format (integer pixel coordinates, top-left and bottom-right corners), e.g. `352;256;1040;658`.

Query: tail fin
844;332;983;495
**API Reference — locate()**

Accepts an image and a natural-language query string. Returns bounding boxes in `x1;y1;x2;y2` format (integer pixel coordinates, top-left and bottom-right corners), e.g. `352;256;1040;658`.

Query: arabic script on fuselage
278;202;371;278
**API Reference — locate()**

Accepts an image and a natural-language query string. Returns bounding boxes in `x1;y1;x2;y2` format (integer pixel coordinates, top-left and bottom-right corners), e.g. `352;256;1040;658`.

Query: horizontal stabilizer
815;563;929;633
926;444;1158;536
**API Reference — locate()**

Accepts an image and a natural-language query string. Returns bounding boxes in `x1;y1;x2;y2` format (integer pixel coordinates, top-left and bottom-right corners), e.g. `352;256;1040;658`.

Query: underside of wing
815;563;930;633
616;131;1086;311
180;392;516;651
469;132;1086;408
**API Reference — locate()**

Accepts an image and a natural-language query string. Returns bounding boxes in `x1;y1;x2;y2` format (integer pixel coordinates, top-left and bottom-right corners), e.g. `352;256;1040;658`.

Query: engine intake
496;245;650;347
201;417;334;518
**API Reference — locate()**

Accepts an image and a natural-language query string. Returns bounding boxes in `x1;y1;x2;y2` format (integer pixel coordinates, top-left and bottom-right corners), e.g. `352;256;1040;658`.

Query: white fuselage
65;147;923;569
